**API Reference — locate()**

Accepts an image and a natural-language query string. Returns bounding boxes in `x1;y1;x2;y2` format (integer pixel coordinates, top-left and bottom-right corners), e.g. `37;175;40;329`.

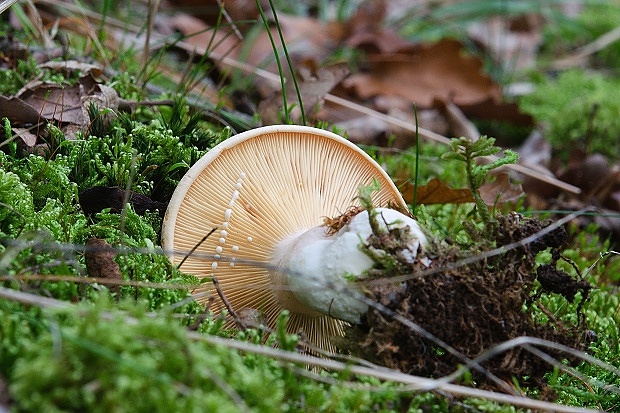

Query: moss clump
520;70;620;161
8;300;286;413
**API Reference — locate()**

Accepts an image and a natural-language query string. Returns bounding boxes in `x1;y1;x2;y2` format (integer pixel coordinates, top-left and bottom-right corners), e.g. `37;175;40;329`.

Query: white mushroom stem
270;208;428;324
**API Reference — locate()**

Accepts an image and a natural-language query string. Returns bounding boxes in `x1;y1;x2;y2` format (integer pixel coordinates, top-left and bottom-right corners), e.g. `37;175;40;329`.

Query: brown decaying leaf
343;39;502;109
17;71;118;129
479;172;524;206
0;95;42;124
18;81;86;124
85;238;123;294
165;0;264;30
398;177;474;205
169;12;338;78
258;61;350;124
342;0;409;54
397;173;523;208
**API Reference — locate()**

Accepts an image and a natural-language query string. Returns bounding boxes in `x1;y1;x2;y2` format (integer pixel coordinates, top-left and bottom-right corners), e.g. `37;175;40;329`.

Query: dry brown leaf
165;0;263;30
11;127;38;148
17;73;119;135
171;12;337;76
343;39;501;109
343;0;410;54
18;81;85;124
398;177;475;205
258;61;349;124
479;172;524;207
39;60;104;78
0;95;42;124
166;13;241;59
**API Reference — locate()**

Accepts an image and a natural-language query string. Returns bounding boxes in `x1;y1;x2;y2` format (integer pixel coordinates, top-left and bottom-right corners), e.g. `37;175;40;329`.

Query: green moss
0;168;34;237
543;1;620;69
0;56;40;96
9;300;286;413
4;299;416;413
520;70;620;161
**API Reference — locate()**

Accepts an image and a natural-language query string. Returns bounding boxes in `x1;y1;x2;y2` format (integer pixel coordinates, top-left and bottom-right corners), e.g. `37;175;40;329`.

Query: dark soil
344;214;592;391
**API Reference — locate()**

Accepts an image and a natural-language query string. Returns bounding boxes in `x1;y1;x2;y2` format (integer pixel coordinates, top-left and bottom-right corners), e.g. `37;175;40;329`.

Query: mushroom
162;125;427;351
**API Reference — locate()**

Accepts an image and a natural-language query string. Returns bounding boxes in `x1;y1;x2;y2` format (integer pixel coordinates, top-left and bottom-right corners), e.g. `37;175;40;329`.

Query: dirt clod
345;215;590;391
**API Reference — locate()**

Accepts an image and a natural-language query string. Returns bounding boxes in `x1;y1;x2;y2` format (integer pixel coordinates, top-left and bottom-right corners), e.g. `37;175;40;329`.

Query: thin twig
176;227;218;269
212;276;244;330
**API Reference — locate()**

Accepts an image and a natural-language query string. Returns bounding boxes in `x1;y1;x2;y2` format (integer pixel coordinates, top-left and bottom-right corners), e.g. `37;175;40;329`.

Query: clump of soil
344;214;592;389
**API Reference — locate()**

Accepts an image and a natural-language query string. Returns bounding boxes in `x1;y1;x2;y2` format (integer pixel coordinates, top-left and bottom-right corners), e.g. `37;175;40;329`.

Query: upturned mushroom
162;125;427;351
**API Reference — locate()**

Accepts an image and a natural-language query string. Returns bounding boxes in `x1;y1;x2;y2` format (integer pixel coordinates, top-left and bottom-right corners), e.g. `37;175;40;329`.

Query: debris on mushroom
272;207;427;324
162;125;429;351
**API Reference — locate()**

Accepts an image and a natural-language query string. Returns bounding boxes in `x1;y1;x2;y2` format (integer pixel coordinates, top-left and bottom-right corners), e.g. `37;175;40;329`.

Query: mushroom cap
161;125;407;351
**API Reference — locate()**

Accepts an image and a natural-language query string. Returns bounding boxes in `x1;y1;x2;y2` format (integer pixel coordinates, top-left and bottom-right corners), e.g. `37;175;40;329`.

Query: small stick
176;227;218;269
212;276;245;330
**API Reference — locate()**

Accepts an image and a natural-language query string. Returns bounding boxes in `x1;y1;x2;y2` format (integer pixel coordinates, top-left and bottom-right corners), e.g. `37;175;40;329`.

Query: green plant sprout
442;136;518;223
357;178;383;236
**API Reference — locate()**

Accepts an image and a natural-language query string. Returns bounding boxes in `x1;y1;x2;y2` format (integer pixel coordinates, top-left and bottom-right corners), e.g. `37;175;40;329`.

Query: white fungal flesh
271;208;428;324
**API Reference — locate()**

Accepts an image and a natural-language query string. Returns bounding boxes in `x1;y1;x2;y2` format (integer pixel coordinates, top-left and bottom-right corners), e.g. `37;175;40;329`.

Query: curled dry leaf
343;39;501;109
